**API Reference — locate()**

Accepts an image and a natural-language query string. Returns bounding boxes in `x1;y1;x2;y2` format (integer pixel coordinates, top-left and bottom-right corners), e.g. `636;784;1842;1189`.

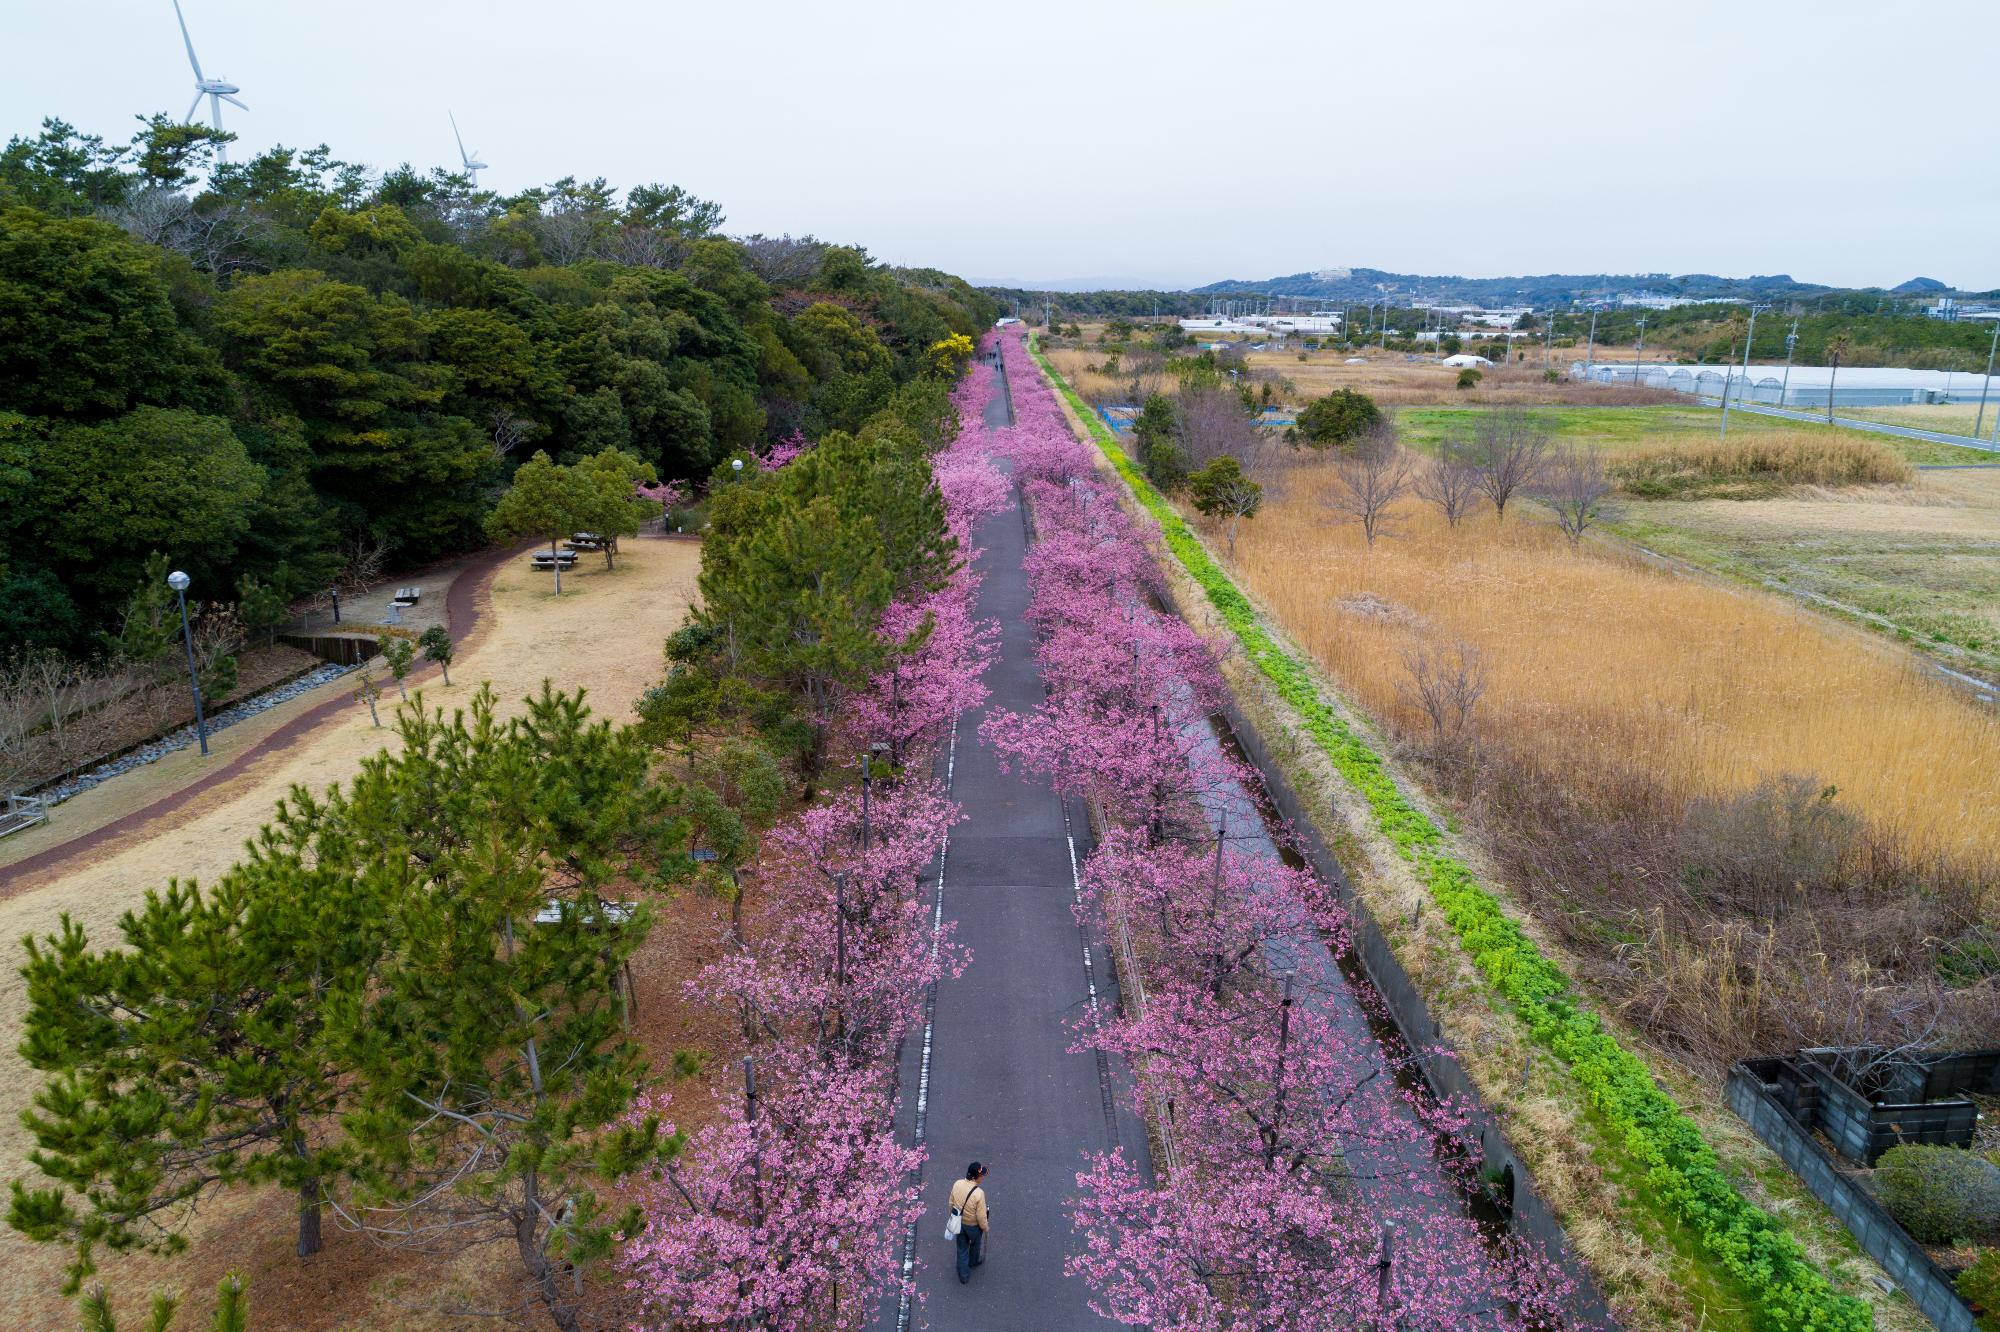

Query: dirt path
0;535;701;1329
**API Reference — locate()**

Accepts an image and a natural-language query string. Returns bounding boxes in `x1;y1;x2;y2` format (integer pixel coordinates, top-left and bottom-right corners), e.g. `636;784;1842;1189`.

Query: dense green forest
0;115;994;657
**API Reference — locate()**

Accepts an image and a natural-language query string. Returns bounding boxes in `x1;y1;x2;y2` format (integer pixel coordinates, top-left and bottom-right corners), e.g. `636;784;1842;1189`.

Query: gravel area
38;662;357;808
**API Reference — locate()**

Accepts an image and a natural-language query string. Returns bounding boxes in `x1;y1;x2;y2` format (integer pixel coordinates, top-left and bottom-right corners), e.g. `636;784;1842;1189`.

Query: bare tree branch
1320;428;1413;548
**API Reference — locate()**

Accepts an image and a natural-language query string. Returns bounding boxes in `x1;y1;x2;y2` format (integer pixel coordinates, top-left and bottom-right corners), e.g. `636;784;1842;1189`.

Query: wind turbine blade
186;91;205;122
221;93;248;110
449;111;470;167
172;0;204;80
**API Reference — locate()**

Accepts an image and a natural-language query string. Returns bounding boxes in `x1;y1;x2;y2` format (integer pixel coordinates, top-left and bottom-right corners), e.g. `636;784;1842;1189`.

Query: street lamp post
167;570;210;756
1632;316;1647;387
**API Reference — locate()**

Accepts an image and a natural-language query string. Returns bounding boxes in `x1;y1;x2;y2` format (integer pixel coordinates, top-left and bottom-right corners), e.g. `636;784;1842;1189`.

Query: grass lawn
1393;402;2000;465
1612;468;2000;680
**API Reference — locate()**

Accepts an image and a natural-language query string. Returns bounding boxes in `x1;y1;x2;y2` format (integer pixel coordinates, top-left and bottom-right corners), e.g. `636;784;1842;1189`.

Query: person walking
947;1161;990;1284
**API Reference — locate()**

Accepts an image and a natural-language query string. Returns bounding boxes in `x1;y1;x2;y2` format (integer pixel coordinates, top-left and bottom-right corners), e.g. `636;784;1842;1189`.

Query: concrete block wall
1726;1068;1977;1332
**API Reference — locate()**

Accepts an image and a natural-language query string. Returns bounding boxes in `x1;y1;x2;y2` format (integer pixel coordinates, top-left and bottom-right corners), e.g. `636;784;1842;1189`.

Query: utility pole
1632;316;1647;387
1975;320;1999;442
1721;305;1761;437
1585;307;1599;369
1780;319;1799;407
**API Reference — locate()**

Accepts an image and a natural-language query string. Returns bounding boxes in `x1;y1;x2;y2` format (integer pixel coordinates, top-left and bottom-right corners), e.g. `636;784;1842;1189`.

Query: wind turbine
449;112;488;187
172;0;246;161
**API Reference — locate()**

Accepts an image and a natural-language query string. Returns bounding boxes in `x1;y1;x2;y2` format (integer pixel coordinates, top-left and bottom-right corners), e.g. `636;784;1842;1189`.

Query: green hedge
1028;336;1871;1332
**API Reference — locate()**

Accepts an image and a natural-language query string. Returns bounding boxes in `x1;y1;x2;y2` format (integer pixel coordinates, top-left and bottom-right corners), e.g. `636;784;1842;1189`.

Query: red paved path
0;542;525;896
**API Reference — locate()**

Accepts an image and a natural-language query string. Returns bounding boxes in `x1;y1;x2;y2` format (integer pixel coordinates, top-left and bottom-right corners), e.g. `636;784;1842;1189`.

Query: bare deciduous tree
111;187;258;274
1535;446;1614;548
1321;429;1413;548
0;653;95;791
1470;408;1550;521
1399;638;1487;746
738;234;827;287
1122;348;1165;412
603;224;688;270
1411;441;1482;527
336;532;393;597
489;410;534;460
1173;387;1263;474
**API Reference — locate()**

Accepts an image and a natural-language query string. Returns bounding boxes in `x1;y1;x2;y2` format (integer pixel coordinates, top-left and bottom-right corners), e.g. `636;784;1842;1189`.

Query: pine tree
12;787;381;1284
327;686;667;1332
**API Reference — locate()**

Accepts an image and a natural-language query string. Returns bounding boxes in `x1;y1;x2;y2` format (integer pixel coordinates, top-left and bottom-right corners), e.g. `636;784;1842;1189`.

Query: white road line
893;712;957;1332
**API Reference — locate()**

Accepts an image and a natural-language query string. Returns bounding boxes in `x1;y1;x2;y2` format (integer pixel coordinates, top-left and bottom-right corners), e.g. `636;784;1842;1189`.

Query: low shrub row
1028;336;1873;1332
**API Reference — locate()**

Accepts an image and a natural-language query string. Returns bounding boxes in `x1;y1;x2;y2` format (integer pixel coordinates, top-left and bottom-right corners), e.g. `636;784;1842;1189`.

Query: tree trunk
297;1176;323;1257
516;1209;580;1332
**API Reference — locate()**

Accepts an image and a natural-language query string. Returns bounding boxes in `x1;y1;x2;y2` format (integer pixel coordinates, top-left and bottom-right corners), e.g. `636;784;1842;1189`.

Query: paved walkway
0;537;551;894
875;352;1149;1330
1695;393;2000;453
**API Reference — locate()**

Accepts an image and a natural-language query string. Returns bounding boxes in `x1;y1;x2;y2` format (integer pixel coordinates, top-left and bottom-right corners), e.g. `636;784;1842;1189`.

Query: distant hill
1890;276;1949;294
1186;268;1838;306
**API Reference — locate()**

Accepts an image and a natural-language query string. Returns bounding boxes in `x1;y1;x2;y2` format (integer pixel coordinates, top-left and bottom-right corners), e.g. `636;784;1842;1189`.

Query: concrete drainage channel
33;661;359;809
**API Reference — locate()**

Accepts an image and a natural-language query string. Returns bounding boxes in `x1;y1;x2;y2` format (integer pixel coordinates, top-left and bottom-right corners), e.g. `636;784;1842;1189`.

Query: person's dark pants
955;1225;986;1282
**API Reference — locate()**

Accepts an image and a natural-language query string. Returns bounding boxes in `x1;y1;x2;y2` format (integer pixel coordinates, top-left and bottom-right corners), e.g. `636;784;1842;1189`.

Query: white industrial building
1179;312;1342;336
1577;361;1994;408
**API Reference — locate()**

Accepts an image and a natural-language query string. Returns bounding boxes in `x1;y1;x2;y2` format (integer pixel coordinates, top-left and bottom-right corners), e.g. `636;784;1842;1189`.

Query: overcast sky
7;1;1997;291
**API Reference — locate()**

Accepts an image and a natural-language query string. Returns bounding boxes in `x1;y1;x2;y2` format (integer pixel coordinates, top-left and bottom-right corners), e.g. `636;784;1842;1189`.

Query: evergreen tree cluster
0;116;995;655
10;684;741;1330
648;375;963;793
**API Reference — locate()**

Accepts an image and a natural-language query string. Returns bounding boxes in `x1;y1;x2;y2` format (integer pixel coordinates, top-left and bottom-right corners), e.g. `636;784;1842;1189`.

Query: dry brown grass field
1848;400;2000;436
1232;476;1998;857
1042;322;1676;408
1609;430;1914;494
0;538;726;1330
1213;462;2000;1069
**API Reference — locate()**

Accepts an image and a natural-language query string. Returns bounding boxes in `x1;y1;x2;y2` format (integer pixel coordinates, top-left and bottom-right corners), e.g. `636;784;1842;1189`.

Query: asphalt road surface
1697;394;2000;453
871;349;1151;1331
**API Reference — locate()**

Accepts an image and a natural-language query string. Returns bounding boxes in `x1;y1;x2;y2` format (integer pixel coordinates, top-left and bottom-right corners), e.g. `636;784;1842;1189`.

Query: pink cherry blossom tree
620;1054;923;1332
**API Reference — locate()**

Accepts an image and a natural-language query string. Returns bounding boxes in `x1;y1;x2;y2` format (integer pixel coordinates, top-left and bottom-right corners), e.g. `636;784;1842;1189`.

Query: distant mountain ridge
1185;267;1964;305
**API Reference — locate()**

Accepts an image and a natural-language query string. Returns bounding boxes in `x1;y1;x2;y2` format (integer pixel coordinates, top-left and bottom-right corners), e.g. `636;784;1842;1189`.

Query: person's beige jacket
948;1178;989;1231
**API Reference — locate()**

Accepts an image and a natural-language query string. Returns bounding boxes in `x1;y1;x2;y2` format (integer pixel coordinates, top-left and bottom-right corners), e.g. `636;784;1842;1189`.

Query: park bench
530;551;578;568
0;793;50;840
391;586;421;607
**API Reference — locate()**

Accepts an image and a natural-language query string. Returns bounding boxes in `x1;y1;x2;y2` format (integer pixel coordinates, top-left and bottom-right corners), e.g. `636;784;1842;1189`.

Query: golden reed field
1226;470;2000;867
